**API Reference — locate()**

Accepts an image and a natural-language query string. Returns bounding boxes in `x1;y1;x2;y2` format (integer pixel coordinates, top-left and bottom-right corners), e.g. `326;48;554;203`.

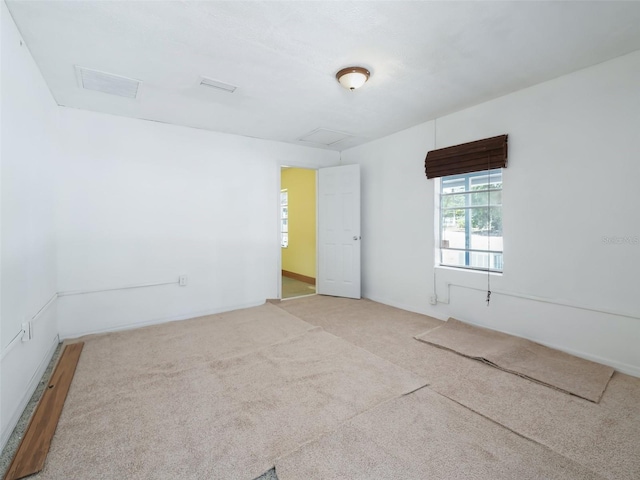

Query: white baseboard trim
546;345;640;378
460;316;640;378
0;334;60;452
364;294;640;378
364;294;446;321
59;300;266;340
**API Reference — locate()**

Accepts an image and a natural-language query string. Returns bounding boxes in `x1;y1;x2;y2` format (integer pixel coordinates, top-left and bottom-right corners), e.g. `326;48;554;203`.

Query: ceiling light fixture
336;66;370;91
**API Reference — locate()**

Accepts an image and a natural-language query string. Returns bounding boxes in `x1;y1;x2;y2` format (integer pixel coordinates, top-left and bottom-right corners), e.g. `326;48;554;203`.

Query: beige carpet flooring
275;295;640;480
70;303;315;381
275;387;605;480
34;306;426;480
415;317;614;402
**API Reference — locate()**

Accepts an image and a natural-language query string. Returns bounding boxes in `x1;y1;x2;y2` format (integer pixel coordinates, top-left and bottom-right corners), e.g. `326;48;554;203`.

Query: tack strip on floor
4;342;84;480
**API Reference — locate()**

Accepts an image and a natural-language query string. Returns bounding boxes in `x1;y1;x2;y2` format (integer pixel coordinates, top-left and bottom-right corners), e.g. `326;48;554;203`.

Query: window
280;189;288;248
440;169;503;272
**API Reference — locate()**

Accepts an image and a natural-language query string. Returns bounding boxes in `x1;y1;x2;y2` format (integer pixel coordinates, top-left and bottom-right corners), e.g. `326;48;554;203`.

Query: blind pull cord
487;153;492;307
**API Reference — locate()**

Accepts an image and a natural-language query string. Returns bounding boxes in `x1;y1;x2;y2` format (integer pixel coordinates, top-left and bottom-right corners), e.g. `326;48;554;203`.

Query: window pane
470;206;502;236
439;170;503;272
469;170;502;190
440;249;466;268
441;177;466;194
281;189;288;248
442;209;501;249
441;220;466;249
442;190;502;209
470;251;503;270
441;194;466;209
441;250;503;271
470;232;502;252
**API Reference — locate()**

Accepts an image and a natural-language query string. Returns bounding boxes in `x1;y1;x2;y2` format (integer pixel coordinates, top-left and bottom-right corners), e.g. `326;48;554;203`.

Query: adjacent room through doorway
280;167;317;299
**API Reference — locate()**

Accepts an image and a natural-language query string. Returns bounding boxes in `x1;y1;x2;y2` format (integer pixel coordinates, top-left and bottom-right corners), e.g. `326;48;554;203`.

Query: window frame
438;169;503;273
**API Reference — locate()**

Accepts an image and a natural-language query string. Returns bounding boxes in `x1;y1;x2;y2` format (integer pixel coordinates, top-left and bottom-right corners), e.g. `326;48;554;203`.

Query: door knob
353;236;361;241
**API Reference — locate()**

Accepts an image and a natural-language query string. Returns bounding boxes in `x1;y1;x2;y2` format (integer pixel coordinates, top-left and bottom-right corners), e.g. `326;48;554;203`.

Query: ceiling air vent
199;77;237;93
297;128;353;146
75;66;141;99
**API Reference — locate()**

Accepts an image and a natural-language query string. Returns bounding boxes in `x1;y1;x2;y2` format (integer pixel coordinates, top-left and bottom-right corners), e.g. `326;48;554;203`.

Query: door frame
276;164;319;300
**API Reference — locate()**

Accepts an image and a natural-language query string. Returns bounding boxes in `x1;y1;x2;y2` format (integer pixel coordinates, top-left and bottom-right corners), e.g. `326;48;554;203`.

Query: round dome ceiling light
336;66;370;91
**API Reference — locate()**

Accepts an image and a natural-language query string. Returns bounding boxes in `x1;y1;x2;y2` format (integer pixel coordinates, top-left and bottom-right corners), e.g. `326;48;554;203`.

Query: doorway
281;167;317;299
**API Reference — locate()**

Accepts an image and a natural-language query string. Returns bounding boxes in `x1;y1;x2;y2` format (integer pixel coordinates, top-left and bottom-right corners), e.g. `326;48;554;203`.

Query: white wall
340;121;437;314
55;108;339;338
1;2;637;455
342;50;640;376
0;0;337;447
1;1;60;449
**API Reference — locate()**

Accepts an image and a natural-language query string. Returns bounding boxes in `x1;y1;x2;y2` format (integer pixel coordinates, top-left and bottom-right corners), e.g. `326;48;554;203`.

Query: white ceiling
6;1;640;151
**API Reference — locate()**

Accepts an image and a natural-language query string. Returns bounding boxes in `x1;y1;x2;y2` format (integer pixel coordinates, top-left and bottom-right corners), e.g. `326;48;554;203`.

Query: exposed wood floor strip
4;342;84;480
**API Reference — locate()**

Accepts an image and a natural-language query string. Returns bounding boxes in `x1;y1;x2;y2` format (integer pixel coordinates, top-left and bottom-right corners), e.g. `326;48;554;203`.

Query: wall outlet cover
21;321;33;341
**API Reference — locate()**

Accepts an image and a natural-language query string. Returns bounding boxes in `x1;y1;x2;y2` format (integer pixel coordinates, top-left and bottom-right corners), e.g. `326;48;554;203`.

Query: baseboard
282;270;316;286
0;334;59;452
59;300;266;340
365;294;640;378
462;315;640;378
543;344;640;378
364;294;444;320
603;360;640;378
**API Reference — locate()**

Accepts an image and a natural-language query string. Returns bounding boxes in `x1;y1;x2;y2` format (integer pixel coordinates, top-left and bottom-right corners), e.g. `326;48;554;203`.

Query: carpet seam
268;297;628;480
270;302;431;389
427;386;607;480
272;386;429;469
270;302;434;466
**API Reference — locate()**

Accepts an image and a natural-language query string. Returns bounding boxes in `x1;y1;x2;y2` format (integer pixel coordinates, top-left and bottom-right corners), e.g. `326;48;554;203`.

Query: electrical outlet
429;296;438;305
21;321;33;342
179;275;188;286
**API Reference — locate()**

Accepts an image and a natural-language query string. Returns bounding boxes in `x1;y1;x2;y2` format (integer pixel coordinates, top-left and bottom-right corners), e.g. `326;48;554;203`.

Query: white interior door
317;164;361;299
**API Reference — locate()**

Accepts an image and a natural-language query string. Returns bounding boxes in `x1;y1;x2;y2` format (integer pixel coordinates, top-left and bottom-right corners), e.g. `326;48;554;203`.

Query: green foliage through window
440;170;503;272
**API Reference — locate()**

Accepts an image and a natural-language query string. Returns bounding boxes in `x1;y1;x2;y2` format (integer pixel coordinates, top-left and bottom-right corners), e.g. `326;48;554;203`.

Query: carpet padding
415;317;614;402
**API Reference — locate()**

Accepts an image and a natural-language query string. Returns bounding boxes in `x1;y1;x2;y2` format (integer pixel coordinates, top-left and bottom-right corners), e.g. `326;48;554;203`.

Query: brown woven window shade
425;134;508;179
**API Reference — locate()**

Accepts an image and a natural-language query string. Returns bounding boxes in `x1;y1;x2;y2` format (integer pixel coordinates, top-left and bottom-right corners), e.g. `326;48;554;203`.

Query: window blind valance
424;134;508;179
